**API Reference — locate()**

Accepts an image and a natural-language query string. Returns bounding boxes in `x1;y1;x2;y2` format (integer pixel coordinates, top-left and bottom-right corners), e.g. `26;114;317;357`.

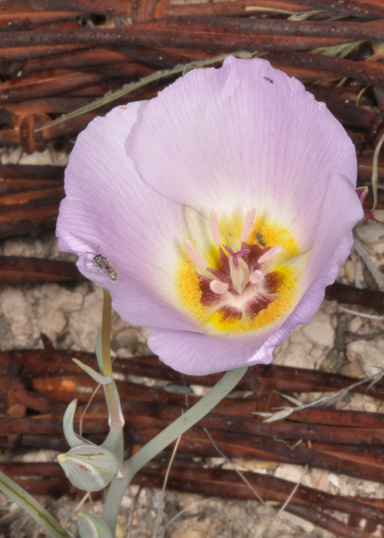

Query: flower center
178;208;304;336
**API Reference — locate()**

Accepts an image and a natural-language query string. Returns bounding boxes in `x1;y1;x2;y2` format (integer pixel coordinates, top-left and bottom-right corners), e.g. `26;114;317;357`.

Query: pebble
40;283;84;312
339;359;365;378
355;220;384;244
274;342;314;369
274;463;305;484
344;259;355;284
36;308;67;341
301;311;335;347
348;316;362;333
347;339;384;377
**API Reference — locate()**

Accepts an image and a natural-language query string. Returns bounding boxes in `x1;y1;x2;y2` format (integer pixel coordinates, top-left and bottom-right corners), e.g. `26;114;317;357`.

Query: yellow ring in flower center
177;212;302;336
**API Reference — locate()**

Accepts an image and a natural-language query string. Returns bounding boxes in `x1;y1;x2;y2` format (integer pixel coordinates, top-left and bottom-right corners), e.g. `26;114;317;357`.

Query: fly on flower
93;253;118;283
85;249;118;283
256;232;266;247
57;57;363;375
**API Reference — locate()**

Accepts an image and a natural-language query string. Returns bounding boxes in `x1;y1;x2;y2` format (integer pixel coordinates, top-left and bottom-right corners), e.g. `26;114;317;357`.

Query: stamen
249;270;264;284
179;209;300;336
210;280;229;295
209;210;222;247
185;240;208;270
258;246;282;264
223;245;250;270
241;207;256;242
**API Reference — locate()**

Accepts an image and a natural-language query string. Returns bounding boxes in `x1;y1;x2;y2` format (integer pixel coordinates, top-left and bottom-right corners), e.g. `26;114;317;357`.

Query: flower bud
78;512;114;538
58;445;118;492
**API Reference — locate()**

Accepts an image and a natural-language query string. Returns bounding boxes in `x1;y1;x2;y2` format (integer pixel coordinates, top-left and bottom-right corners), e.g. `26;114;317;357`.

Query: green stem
0;469;69;538
99;290;124;460
102;366;248;533
101;289;112;377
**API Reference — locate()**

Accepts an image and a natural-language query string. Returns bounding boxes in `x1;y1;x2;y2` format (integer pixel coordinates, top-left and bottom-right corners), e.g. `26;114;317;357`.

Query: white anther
241;207;256;242
185;240;208;270
258;246;282;264
249;270;264;284
209;210;222;247
210;280;229;295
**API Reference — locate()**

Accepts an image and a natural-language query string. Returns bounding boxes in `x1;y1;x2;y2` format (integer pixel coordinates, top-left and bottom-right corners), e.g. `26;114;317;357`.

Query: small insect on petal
257;232;266;247
92;253;118;283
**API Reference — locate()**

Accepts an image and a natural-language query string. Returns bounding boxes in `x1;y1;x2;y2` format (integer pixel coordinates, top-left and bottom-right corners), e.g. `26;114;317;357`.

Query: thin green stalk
0;470;70;538
101;289;112;377
99;291;124;429
99;290;124;460
102;366;248;533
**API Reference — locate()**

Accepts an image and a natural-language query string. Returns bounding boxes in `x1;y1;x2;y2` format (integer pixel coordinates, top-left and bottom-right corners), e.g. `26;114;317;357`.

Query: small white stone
274;463;305;483
328;473;340;491
348;316;362;333
310;346;324;359
278;511;315;535
302;312;334;347
339;360;365;378
41;283;84;311
347;339;384;377
274;342;314;369
1;288;26;317
36;308;67;340
355;220;384;244
309;468;331;492
344;259;355;284
371;240;384;256
364;400;378;413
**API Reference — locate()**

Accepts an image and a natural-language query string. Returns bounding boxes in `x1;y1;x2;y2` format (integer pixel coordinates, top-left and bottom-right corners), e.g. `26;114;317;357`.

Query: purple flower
57;57;363;375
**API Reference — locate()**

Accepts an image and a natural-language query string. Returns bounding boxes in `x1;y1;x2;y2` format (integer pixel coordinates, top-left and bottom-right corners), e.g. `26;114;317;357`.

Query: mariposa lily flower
57;57;363;375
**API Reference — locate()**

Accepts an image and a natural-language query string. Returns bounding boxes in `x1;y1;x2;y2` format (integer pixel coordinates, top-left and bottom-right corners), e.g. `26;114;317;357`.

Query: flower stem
102;365;248;533
100;289;113;377
99;290;124;460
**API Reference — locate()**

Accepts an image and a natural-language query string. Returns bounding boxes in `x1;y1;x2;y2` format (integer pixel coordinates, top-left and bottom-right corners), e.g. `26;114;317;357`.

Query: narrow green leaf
35;51;262;132
63;399;94;448
312;41;363;58
72;358;113;385
0;470;70;538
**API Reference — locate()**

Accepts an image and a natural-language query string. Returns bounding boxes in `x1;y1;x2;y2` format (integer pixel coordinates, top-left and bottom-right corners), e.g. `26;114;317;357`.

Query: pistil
223;245;250;271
